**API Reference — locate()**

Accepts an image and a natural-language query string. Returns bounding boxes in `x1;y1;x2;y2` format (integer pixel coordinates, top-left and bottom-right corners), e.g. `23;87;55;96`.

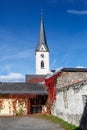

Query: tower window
41;61;44;68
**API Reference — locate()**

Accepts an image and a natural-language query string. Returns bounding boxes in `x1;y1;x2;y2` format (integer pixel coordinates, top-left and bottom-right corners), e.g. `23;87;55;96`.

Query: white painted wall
52;83;87;127
0;99;27;116
36;51;50;75
0;99;13;116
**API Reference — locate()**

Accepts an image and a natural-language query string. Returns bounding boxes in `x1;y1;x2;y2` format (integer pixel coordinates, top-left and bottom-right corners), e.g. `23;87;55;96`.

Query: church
0;13;87;129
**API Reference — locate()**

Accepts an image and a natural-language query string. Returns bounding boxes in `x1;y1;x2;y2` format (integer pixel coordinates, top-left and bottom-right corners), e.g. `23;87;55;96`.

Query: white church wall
36;51;49;75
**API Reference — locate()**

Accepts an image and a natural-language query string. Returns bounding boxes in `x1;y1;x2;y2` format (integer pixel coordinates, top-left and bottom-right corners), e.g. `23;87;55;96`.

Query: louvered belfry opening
41;61;44;68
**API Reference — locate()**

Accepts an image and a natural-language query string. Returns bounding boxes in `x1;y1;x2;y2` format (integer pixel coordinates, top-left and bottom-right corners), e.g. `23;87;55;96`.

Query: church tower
35;13;50;75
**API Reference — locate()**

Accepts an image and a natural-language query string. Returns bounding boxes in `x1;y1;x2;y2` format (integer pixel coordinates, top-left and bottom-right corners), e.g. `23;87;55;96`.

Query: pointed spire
36;11;49;52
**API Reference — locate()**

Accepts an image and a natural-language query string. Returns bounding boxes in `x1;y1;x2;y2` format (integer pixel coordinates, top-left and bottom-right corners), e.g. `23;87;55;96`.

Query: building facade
45;68;87;129
0;82;48;116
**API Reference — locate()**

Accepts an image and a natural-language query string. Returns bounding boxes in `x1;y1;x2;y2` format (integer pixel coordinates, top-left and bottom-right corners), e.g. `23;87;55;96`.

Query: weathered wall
0;98;28;116
52;80;87;128
56;72;87;89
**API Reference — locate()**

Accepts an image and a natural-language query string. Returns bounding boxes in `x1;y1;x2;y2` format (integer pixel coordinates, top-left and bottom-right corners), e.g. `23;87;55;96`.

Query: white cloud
0;49;33;62
76;65;87;68
67;10;87;14
0;73;25;82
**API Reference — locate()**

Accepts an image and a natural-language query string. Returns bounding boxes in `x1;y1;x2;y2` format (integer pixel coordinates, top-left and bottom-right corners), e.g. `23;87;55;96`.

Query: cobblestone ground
0;117;64;130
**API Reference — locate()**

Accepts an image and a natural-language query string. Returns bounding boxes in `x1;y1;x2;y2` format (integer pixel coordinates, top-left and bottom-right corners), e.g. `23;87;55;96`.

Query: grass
31;114;81;130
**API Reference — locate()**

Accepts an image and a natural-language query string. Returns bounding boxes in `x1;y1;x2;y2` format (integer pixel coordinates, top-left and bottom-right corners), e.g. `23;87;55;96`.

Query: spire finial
41;9;43;20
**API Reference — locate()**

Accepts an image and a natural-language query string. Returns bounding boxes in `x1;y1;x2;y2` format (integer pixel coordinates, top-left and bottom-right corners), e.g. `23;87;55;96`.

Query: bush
16;107;24;116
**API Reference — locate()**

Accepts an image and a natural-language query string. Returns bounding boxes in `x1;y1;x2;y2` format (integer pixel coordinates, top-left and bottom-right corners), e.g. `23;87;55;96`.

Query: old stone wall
56;72;87;89
52;80;87;128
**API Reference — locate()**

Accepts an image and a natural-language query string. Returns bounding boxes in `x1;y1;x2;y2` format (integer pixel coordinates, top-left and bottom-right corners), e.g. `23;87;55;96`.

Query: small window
41;61;44;68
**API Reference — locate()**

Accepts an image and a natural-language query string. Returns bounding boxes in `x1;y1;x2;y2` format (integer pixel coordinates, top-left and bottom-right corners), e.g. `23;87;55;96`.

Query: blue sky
0;0;87;81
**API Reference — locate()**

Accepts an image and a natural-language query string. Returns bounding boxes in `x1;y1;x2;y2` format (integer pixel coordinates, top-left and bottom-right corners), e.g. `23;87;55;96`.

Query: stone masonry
56;72;87;89
51;71;87;129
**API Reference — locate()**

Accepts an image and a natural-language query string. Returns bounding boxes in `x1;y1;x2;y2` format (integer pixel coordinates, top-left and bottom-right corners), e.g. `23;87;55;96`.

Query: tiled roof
62;68;87;72
28;78;45;83
0;82;48;95
26;74;46;83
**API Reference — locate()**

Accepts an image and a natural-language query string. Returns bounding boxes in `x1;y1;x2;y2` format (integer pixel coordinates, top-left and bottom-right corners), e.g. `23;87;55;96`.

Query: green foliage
38;114;79;130
15;107;24;116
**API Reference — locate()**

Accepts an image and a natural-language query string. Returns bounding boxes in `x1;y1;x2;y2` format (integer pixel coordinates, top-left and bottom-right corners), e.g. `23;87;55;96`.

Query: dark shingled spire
36;12;49;52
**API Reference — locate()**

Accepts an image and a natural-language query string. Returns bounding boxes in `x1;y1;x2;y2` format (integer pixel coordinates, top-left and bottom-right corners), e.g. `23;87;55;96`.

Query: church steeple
35;12;50;75
36;12;49;52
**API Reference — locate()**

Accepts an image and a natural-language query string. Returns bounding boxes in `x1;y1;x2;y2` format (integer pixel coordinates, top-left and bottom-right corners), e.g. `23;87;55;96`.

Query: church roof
36;13;49;52
28;78;45;83
0;82;48;95
26;74;46;83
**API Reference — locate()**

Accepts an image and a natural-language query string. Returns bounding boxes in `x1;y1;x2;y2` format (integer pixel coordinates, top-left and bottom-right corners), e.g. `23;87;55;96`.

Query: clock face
41;54;44;58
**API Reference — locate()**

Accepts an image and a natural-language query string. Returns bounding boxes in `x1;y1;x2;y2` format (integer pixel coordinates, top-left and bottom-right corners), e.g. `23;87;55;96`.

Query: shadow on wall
75;128;81;130
75;99;87;130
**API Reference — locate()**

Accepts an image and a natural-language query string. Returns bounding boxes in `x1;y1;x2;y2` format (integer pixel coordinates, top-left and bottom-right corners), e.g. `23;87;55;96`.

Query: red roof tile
28;78;45;83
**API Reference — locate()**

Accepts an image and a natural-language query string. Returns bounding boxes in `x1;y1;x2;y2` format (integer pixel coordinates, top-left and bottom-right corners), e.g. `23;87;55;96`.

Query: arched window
41;61;44;68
